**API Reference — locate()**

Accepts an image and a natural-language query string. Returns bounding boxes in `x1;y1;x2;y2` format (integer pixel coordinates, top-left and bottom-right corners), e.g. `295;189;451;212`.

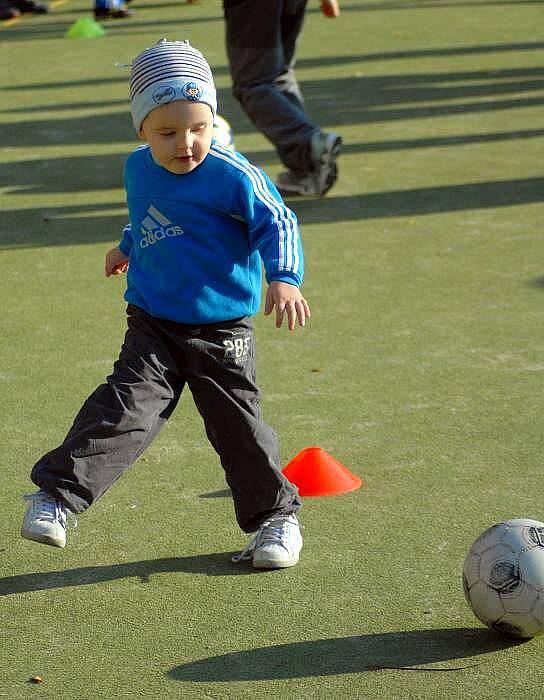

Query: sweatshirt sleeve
118;222;133;257
235;164;304;287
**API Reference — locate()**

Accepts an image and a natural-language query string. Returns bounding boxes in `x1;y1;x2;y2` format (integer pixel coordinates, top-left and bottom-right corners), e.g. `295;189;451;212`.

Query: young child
21;39;310;569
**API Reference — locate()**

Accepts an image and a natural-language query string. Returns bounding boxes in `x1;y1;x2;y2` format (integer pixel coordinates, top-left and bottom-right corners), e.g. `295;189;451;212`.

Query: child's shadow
0;552;253;596
168;627;525;681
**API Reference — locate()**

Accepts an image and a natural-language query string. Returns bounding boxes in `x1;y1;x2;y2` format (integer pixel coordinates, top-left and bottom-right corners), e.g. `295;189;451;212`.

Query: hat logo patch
182;81;203;101
152;84;176;105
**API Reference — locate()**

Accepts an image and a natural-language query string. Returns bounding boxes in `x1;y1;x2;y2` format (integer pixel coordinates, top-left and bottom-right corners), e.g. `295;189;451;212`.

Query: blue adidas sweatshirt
118;143;304;325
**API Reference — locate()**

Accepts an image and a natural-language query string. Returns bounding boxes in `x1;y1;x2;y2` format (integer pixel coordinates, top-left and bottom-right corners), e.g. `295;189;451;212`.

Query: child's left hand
265;281;311;330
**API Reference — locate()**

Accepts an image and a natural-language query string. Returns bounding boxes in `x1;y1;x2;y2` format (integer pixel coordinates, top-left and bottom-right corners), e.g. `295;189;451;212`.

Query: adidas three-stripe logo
139;205;184;248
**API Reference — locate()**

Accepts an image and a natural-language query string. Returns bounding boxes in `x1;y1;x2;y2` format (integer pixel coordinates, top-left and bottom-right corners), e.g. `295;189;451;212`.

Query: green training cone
282;446;362;496
64;17;106;38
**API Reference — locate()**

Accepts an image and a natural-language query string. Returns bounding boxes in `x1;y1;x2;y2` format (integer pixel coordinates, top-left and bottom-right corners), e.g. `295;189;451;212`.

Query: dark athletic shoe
276;131;342;197
94;3;133;19
0;2;21;19
11;0;49;13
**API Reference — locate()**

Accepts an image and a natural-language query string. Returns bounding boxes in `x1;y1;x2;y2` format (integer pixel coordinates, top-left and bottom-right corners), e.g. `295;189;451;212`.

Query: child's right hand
105;247;129;277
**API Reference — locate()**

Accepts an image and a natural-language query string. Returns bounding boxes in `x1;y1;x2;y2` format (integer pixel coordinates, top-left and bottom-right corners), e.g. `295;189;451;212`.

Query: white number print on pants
222;333;251;366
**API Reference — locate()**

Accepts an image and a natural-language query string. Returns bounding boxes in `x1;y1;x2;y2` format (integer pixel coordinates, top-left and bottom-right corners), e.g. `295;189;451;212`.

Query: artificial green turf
2;0;544;697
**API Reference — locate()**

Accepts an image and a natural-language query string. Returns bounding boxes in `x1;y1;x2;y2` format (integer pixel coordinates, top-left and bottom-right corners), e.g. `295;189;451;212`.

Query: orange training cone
282;447;362;496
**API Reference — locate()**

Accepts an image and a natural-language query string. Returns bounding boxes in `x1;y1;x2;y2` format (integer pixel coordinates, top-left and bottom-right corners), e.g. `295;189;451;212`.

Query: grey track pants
223;0;316;173
31;305;301;532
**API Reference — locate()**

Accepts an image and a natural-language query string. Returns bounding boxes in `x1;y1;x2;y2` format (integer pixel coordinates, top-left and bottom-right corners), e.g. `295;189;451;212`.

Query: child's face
139;100;213;175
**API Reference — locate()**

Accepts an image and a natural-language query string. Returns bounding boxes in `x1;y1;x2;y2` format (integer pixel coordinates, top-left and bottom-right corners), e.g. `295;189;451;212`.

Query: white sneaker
21;491;68;548
232;514;303;569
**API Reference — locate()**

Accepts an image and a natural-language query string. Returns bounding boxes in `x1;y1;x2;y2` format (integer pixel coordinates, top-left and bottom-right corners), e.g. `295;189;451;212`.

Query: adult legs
224;0;315;173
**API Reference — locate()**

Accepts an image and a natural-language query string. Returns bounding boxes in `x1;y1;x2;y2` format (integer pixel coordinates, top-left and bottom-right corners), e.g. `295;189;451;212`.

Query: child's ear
138;127;146;141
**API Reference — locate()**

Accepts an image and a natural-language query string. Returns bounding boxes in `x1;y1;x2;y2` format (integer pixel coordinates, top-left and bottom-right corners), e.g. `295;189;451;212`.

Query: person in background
94;0;133;20
0;0;48;18
222;0;342;197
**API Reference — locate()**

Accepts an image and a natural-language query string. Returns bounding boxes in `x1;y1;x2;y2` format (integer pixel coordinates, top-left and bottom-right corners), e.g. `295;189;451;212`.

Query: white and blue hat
129;38;217;132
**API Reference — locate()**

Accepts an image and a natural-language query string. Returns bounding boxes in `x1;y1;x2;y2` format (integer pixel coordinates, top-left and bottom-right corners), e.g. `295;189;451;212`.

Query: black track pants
31;305;301;532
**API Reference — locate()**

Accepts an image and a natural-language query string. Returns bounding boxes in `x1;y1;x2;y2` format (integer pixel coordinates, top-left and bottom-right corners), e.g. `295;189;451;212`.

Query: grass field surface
1;0;544;697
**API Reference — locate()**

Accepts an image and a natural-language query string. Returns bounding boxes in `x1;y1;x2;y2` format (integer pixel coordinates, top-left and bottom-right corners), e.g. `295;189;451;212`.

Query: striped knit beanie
130;38;217;132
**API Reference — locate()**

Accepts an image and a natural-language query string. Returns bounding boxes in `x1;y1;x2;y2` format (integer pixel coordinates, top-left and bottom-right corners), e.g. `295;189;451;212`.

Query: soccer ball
463;518;544;638
213;114;235;150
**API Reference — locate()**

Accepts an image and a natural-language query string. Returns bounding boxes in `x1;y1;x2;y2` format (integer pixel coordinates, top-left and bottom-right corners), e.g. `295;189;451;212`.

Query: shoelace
23;492;78;529
231;516;296;563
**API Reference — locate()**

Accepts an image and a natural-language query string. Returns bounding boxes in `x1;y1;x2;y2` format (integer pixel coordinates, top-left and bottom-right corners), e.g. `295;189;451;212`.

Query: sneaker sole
21;528;65;548
252;555;299;569
276;185;316;197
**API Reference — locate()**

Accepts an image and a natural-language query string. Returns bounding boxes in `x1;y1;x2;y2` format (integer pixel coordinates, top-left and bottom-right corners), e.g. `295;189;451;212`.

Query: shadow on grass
4;128;544;195
526;277;544;290
1;1;541;43
4;42;544;83
0;13;223;44
247;128;544;166
168;627;525;681
287;177;544;223
1;175;543;249
0;204;128;250
0;152;129;194
3;67;544;147
199;489;232;499
0;552;256;596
